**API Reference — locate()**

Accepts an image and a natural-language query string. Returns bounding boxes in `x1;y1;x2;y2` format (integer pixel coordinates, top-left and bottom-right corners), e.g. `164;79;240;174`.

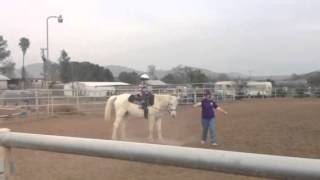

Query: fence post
47;89;50;117
0;129;13;180
76;89;80;111
51;96;54;116
35;90;39;120
222;90;225;102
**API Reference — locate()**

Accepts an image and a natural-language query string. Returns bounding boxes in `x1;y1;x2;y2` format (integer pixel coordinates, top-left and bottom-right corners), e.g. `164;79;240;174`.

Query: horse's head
167;95;179;118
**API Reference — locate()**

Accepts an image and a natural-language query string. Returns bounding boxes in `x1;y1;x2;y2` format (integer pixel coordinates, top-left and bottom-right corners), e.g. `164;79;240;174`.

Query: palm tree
19;37;30;88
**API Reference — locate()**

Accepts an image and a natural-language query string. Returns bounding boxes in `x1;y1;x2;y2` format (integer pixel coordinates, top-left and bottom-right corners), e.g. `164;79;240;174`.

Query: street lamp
46;15;63;62
45;15;63;83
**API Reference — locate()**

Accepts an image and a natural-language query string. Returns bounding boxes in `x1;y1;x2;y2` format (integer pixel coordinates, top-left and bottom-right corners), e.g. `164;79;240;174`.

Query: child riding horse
138;74;151;118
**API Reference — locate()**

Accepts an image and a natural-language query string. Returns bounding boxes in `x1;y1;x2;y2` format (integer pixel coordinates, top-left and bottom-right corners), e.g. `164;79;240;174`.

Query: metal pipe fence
0;130;319;180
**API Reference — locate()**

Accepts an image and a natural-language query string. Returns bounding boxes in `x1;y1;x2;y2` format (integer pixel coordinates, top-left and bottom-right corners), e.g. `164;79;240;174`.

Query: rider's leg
143;102;148;119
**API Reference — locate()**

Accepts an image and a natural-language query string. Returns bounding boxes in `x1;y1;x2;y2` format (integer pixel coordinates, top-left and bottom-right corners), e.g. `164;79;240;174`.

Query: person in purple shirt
194;89;228;145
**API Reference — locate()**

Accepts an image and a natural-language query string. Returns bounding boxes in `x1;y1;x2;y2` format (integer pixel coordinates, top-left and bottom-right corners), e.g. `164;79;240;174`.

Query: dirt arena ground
1;98;320;180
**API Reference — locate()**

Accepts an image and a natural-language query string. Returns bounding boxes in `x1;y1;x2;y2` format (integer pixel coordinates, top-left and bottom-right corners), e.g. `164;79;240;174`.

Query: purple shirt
201;98;218;119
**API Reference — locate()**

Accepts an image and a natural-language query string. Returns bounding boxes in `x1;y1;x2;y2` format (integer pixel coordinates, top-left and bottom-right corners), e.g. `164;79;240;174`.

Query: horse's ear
173;95;180;101
172;92;178;96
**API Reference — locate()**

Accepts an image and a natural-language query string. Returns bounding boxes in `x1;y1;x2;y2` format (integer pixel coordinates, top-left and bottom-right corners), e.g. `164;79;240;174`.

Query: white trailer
214;81;237;97
245;81;272;97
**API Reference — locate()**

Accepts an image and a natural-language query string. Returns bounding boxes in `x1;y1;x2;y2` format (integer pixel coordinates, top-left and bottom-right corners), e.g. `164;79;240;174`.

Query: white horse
104;93;178;142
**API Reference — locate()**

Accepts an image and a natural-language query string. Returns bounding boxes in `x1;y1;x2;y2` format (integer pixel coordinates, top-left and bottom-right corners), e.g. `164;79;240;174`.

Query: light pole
45;15;63;83
46;15;63;61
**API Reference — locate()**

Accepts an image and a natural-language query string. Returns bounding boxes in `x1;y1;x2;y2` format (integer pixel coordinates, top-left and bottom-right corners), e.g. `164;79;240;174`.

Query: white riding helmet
140;74;150;80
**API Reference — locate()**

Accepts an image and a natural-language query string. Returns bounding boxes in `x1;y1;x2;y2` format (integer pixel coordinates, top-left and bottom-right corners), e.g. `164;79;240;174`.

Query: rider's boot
144;106;148;119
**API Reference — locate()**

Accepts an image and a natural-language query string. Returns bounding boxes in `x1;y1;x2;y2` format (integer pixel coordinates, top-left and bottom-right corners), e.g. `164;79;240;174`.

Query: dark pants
140;94;149;119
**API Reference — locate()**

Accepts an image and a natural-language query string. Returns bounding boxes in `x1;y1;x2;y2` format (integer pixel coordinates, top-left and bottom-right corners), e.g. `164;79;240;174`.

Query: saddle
128;93;154;119
128;93;154;106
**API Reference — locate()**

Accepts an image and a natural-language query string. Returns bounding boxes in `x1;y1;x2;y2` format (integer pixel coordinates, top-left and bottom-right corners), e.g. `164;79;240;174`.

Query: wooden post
0;129;13;180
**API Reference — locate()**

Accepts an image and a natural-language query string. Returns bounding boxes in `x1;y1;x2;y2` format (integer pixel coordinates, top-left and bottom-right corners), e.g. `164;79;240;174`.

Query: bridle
148;96;177;115
167;103;176;114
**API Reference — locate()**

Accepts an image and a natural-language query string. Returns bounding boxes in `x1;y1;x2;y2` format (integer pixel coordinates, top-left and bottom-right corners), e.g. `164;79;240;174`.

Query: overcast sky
2;0;320;76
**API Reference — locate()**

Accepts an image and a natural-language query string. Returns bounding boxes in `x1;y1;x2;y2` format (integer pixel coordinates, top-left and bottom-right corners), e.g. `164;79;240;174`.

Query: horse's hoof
158;138;165;143
148;137;154;142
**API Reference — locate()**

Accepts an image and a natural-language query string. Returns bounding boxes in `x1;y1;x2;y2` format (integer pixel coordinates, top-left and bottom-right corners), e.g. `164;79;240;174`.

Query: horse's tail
104;95;117;121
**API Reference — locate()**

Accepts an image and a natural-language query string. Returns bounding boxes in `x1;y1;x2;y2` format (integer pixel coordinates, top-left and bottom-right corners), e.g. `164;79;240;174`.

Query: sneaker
201;140;205;144
211;143;218;146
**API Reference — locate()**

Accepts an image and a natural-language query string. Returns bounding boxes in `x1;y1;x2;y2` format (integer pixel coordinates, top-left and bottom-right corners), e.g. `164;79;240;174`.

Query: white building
214;81;237;97
245;81;272;97
0;74;9;89
64;81;129;97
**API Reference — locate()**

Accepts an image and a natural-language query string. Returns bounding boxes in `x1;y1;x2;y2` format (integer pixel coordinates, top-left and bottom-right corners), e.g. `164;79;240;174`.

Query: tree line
0;35;115;85
119;65;214;84
0;35;17;78
0;34;224;86
0;35;251;86
58;50;114;83
2;34;320;87
1;34;213;85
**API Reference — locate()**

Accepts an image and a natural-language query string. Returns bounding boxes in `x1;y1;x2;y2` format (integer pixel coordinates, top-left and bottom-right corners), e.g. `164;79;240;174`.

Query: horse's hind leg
156;117;164;142
120;118;127;139
112;116;123;140
148;116;155;142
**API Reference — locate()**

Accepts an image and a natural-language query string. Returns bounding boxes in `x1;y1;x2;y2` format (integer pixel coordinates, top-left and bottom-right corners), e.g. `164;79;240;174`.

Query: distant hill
106;65;143;77
300;70;320;80
17;63;293;81
154;69;170;79
154;66;248;80
105;65;293;81
252;75;291;81
18;63;142;79
15;63;43;79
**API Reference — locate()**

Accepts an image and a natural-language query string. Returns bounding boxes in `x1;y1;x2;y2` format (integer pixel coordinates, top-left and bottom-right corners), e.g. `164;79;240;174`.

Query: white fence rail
0;129;319;180
0;87;319;119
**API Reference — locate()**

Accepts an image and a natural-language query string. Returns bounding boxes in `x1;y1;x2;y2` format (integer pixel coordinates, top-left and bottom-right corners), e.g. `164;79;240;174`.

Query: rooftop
76;81;130;87
0;74;9;81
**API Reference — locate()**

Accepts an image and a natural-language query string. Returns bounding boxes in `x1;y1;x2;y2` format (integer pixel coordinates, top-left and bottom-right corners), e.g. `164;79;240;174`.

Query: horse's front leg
120;118;127;139
112;116;123;140
156;117;164;142
148;116;155;142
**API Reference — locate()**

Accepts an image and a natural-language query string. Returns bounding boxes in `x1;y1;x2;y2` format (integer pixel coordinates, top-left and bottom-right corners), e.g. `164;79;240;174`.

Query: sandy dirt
0;98;320;180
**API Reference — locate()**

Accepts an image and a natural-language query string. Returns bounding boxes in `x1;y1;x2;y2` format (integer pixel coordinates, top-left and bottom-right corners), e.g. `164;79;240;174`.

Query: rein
145;95;177;114
150;105;175;115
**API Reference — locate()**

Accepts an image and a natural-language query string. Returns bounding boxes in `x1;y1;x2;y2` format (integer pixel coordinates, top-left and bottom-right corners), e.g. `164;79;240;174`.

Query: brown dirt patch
1;98;320;180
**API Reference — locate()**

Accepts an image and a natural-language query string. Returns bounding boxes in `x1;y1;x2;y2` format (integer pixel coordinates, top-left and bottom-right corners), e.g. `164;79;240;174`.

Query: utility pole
40;48;47;87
